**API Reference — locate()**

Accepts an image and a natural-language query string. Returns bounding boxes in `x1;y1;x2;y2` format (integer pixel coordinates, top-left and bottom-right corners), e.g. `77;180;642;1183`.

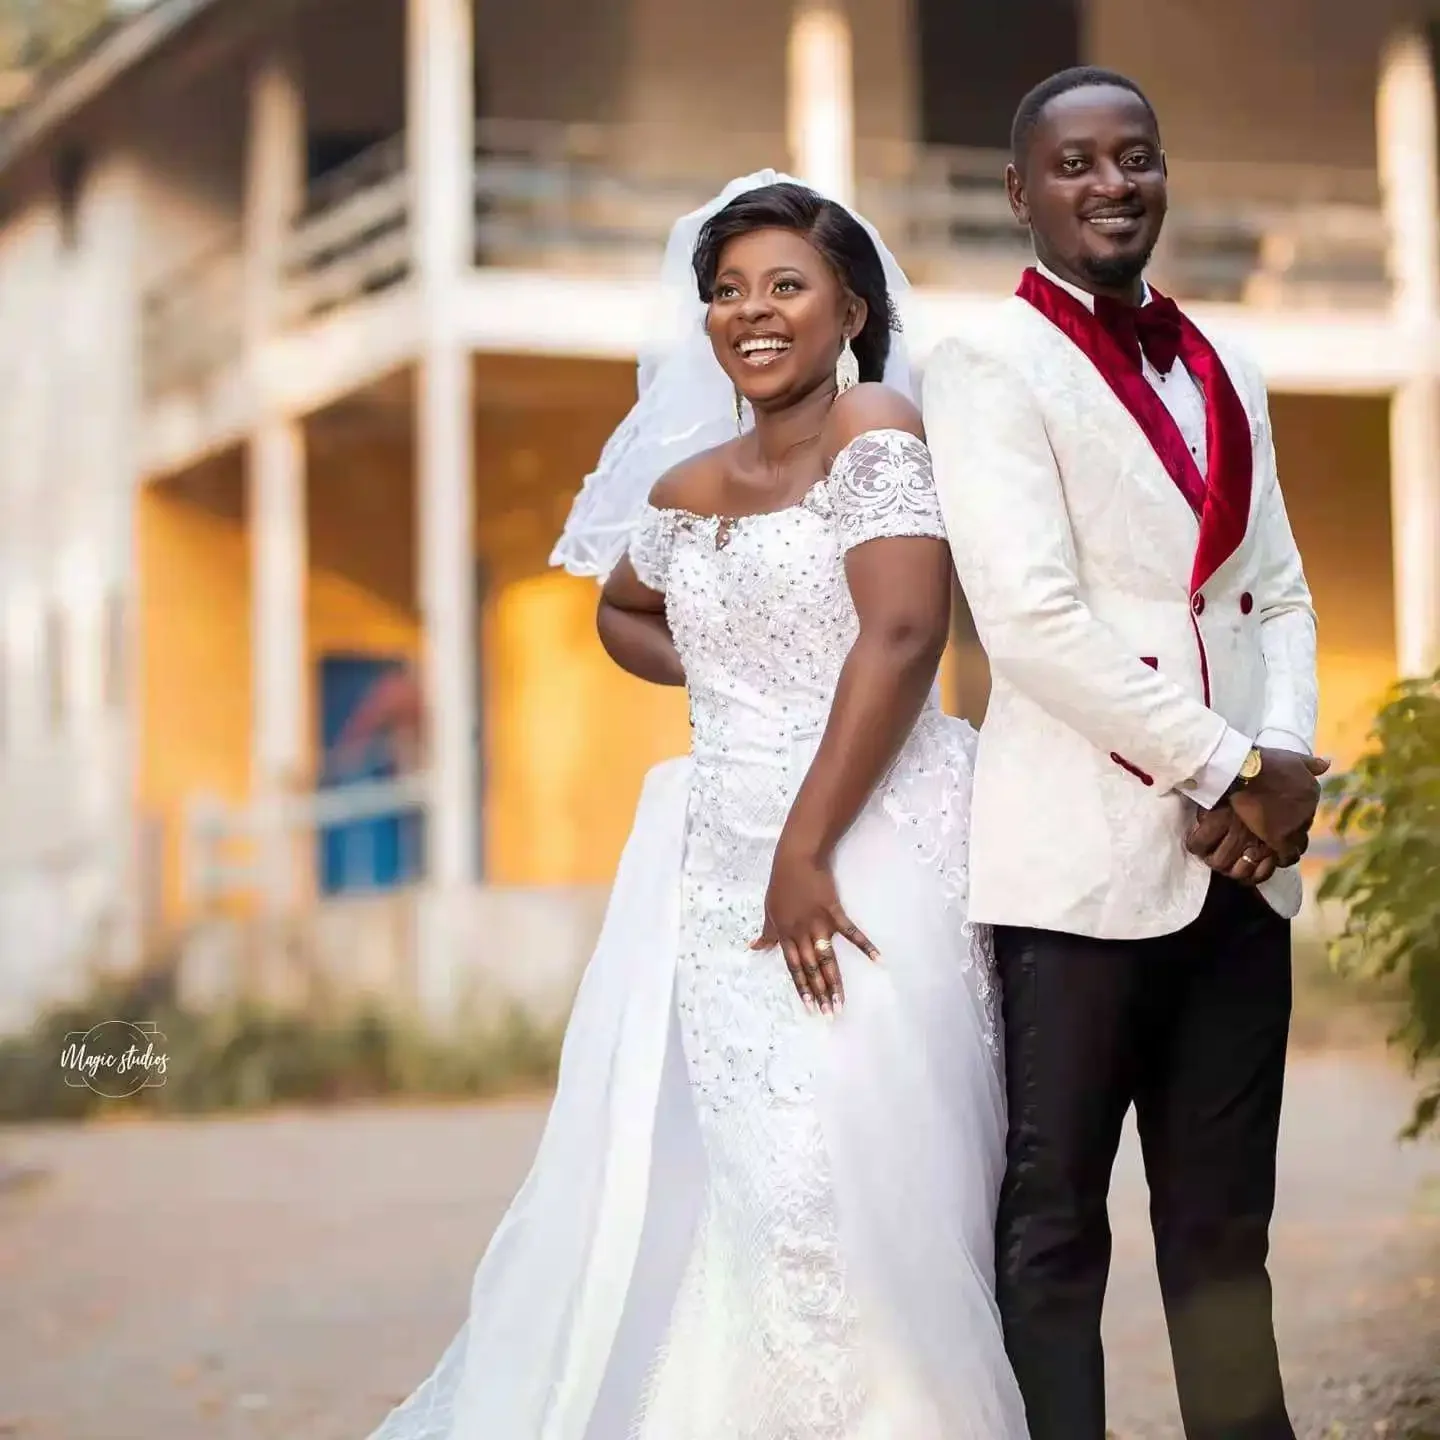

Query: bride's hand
751;842;879;1015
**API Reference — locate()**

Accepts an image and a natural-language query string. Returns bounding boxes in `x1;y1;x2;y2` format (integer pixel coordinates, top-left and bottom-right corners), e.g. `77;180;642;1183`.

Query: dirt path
0;1051;1434;1440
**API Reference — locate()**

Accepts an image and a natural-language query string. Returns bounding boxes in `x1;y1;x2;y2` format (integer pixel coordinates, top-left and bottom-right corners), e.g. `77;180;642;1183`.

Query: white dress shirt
1031;262;1301;806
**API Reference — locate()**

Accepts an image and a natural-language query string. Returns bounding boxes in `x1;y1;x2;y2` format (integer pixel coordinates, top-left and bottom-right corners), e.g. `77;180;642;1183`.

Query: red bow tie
1094;293;1184;376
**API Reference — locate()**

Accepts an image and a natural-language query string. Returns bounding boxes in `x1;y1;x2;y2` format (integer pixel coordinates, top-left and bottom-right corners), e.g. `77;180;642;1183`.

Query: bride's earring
734;386;745;434
835;334;860;394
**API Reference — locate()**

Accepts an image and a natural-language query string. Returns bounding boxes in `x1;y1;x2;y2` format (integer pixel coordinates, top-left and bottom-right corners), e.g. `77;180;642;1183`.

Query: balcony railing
859;141;1390;307
282;133;411;324
137;122;1395;402
472;118;772;272
1156;156;1387;308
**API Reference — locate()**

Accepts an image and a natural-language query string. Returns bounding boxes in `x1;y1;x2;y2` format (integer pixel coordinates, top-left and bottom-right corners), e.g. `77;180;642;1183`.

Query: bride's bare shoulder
648;441;735;513
823;382;925;460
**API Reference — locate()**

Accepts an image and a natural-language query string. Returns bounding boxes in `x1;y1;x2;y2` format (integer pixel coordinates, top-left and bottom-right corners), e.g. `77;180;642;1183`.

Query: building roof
0;0;226;179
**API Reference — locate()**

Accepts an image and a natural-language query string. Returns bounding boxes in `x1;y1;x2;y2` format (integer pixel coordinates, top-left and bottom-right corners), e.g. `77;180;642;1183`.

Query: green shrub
1319;670;1440;1138
0;960;562;1123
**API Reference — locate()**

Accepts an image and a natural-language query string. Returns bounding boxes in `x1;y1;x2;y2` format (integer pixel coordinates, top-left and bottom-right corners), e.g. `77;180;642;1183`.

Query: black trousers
994;877;1295;1440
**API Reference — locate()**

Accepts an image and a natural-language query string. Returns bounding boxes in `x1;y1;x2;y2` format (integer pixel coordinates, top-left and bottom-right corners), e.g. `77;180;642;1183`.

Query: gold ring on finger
813;936;834;955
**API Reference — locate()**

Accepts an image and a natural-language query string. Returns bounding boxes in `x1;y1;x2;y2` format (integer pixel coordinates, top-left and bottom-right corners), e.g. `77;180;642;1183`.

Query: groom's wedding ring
1240;850;1261;866
813;936;834;956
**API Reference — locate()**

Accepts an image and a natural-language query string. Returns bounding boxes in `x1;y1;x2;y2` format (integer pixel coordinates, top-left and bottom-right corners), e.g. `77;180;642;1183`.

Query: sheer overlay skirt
365;724;1027;1440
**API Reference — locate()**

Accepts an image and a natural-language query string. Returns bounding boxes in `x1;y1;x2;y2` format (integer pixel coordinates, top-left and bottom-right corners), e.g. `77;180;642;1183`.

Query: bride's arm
598;559;685;687
776;528;951;862
594;452;724;686
756;388;952;1012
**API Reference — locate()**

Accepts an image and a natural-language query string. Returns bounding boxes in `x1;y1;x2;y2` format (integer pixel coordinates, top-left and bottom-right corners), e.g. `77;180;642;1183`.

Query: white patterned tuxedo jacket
924;273;1319;940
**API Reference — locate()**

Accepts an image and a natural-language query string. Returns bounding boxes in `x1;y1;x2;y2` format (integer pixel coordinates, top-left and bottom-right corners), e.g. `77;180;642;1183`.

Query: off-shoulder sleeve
627;505;677;591
829;428;946;553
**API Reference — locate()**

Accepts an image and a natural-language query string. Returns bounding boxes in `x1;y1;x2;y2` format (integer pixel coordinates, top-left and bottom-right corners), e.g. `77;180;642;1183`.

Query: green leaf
1321;668;1440;1138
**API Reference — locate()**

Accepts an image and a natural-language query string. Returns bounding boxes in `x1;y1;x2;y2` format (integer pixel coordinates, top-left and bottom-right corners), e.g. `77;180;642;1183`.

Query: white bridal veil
549;168;919;580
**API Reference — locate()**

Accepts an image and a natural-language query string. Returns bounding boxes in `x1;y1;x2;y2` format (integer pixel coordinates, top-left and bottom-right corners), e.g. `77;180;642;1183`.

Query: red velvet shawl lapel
1016;267;1253;592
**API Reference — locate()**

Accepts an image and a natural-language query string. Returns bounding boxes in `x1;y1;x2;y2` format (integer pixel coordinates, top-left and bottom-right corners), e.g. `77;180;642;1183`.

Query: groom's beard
1078;241;1158;293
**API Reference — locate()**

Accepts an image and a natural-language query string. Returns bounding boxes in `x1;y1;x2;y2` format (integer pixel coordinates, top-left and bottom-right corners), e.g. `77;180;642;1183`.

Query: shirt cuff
1183;725;1254;809
1256;727;1310;754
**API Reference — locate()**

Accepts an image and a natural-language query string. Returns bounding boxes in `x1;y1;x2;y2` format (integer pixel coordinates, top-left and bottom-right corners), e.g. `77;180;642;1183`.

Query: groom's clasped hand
1186;747;1332;885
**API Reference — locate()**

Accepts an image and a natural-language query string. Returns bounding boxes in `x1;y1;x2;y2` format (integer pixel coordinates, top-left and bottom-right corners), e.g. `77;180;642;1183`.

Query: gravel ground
0;1050;1434;1440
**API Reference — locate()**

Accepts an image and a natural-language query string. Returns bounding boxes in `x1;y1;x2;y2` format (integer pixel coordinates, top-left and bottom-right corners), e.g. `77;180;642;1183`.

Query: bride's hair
690;182;899;385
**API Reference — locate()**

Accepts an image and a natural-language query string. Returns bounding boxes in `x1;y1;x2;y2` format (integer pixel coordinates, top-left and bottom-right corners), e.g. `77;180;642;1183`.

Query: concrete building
0;0;1435;1029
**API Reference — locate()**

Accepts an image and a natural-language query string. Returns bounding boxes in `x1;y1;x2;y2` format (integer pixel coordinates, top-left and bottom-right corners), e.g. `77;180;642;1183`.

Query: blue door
317;654;424;894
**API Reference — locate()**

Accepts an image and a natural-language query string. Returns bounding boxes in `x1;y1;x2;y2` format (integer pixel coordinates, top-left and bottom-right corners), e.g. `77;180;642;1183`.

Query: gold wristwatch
1229;746;1263;794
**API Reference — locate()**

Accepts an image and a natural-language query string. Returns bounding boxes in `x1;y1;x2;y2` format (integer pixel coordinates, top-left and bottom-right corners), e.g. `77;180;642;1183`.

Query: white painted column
96;161;147;967
409;0;479;897
787;0;856;206
250;420;307;780
1378;28;1440;677
244;45;308;907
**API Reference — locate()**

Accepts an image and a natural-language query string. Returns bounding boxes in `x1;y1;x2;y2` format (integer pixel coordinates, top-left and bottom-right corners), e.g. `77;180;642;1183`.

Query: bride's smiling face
705;227;865;409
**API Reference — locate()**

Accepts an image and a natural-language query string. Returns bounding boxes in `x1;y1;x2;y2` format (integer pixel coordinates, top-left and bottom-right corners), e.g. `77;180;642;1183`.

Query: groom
925;68;1325;1440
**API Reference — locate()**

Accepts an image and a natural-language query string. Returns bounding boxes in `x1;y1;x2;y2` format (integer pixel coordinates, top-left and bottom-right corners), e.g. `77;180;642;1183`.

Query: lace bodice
629;428;947;769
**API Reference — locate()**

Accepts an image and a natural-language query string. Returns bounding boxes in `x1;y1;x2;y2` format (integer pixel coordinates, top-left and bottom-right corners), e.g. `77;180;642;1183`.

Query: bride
367;174;1027;1440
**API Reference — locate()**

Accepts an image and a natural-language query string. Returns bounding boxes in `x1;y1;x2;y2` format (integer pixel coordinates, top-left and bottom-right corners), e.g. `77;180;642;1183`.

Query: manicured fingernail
833;997;844;1015
802;995;816;1013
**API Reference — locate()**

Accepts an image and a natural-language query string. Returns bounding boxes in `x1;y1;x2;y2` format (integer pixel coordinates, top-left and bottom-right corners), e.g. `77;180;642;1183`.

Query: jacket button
1191;592;1206;616
1240;592;1254;615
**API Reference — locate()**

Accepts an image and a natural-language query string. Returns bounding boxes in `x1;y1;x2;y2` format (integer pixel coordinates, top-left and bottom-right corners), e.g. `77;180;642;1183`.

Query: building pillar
408;0;478;1024
250;420;307;789
787;0;855;205
244;44;308;908
1378;28;1440;677
81;162;145;970
408;0;479;891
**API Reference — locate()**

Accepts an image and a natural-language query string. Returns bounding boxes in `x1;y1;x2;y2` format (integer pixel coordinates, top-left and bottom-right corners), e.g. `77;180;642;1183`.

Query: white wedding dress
368;428;1028;1440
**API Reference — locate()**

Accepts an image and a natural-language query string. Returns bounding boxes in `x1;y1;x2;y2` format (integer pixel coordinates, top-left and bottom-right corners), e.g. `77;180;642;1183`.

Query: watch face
1240;749;1263;781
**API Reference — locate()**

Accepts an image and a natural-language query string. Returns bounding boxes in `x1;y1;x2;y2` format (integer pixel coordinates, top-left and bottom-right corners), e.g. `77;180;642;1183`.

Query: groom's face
1008;85;1167;300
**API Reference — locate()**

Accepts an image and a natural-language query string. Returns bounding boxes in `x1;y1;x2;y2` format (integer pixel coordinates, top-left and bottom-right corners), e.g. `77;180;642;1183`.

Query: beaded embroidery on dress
365;429;1025;1440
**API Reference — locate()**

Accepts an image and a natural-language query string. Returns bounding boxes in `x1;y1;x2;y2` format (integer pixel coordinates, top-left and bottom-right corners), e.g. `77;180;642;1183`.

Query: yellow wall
135;364;686;909
138;431;426;924
137;457;251;924
304;430;423;780
304;394;694;890
474;362;691;885
1269;394;1396;765
484;570;690;885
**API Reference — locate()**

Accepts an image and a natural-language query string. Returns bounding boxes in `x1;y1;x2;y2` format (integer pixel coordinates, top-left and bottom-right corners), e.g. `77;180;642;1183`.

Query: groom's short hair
1011;67;1159;168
